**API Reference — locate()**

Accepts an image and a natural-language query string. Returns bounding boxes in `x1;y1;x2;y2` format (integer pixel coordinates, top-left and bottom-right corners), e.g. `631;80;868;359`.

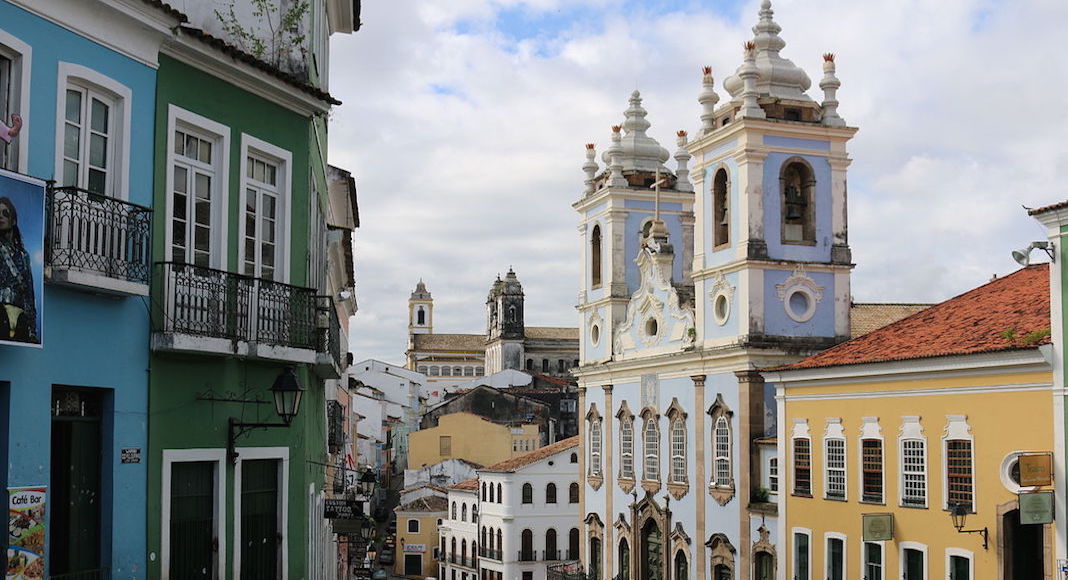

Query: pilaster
736;369;766;580
578;385;587;567
693;374;708;580
602;384;614;579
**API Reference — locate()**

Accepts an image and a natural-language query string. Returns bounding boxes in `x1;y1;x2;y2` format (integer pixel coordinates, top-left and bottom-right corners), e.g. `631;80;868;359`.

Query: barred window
670;418;687;484
643;418;660;481
901;439;927;507
862;439;883;503
620;420;634;479
714;417;731;486
589;420;602;476
946;439;973;510
825;438;846;500
793;438;811;495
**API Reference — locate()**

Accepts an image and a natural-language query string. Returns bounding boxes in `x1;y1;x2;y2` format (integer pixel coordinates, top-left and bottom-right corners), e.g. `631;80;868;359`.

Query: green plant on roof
215;0;309;72
998;326;1050;346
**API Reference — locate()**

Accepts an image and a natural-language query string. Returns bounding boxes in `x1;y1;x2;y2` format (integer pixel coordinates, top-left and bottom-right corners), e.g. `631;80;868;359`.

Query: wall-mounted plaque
1019;491;1054;525
862;513;894;541
1019;453;1053;487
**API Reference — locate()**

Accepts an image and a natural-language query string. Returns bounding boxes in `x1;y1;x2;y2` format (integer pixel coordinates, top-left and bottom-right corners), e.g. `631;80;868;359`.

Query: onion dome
600;90;670;174
723;1;812;101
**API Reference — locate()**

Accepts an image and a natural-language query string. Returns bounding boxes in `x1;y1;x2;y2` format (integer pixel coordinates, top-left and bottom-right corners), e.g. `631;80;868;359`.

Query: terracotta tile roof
528;373;572;387
776;265;1050;371
449;478;479;491
850;303;933;338
176;24;341;106
411;333;486;352
525;327;580;340
1029;200;1068;216
141;0;187;21
395;495;448;513
481;436;579;473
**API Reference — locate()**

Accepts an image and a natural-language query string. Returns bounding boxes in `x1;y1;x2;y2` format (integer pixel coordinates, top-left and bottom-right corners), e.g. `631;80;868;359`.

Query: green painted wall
147;54;328;579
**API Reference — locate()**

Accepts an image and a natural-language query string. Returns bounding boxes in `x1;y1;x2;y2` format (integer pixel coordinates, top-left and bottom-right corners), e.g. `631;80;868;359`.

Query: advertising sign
324;499;362;519
1019;453;1054;487
7;486;46;580
403;544;425;553
0;170;45;347
862;513;894;541
1019;491;1054;525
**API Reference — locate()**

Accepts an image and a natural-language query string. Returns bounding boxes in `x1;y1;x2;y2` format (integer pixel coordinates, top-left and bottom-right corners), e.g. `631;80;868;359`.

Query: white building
439;479;480;580
475;437;582;580
352;359;431;471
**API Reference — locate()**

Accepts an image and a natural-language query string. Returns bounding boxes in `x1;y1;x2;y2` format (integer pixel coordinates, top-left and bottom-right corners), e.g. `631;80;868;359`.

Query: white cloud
330;0;1068;363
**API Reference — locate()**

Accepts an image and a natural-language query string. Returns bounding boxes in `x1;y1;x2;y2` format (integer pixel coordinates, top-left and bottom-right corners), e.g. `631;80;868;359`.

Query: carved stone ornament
774;264;825;323
667;481;689;500
774;265;824;304
613;244;696;355
618;477;636;494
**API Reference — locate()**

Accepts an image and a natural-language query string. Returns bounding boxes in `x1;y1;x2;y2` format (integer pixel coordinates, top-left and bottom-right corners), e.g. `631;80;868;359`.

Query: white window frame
409;518;421;533
824;418;846;501
792;527;812;580
899;416;928;508
589;418;602;477
941;415;975;512
945;548;973;580
824;532;847;580
898;541;928;580
620;418;634;480
165;105;231;270
238;134;292;282
713;416;731;488
670;417;686;484
767;456;778;495
643;416;660;482
54;62;131;199
232;446;290;580
0;30;30;174
859;540;883;580
161;448;227;580
858;417;884;504
791;418;812;496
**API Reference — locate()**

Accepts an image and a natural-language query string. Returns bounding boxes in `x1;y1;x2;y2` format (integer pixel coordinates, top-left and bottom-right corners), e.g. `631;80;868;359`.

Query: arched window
713;167;729;247
472;505;478;523
451;537;457;559
521;529;534;561
461;538;467;561
780;160;815;243
526;358;533;371
522;482;533;504
619;539;630;580
489;482;495;503
542;359;549;373
546;529;558;560
497;529;502;555
442;366;451;377
708;393;735;504
591;224;602;289
589;418;603;477
709;534;736;580
481;527;486;549
417;306;426;325
714;416;731;486
666;399;687;487
619;405;635;481
488;527;494;550
640;520;662;580
569;528;580;560
461;503;467;522
754;551;775;580
570;452;578;464
589;537;602;580
643;415;660;481
546;482;557;503
451;501;457;520
508;306;516;323
569;482;579;503
481;482;487;501
674;551;689;580
496;483;502;503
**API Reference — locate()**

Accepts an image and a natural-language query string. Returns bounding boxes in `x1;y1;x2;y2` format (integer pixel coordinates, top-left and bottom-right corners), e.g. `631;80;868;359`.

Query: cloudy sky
327;0;1068;364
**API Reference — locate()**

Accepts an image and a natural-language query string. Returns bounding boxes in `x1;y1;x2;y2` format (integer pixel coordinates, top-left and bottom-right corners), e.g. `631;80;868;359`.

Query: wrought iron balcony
45;186;151;296
152;262;321;361
518;550;537;562
314;295;344;378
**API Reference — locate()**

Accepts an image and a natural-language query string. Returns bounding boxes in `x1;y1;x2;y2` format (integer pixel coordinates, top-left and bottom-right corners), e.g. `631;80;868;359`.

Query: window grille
901;439;926;506
670;419;686;483
825;438;845;499
946;439;973;510
714;417;731;486
793;438;811;495
862;439;883;503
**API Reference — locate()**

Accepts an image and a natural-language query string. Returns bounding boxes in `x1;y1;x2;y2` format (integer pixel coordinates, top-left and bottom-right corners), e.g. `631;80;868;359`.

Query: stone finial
607;126;626;187
737;42;766;119
723;0;812;101
673;130;693;193
820;53;846;127
583;143;599;195
698;66;720;133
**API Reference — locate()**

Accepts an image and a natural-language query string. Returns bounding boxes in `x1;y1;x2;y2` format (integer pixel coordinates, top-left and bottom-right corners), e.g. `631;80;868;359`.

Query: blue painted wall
622;201;685;291
762;270;836;337
761;151;833;262
702;157;741;270
0;4;156;577
703;270;742;340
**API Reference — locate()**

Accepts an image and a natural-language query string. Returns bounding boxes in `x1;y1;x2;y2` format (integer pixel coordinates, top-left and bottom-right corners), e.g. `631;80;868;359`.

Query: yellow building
408;411;542;468
394;495;448;578
764;265;1056;580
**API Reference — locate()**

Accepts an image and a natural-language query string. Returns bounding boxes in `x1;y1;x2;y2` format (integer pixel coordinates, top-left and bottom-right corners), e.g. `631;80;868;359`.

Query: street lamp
228;366;306;463
949;502;988;550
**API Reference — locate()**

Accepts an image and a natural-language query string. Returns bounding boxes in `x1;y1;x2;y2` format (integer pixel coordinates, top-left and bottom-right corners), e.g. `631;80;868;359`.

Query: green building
145;3;358;578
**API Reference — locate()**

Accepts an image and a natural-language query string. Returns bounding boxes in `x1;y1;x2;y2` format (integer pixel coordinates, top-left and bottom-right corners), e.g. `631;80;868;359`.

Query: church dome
411;279;432;300
601;91;671;174
500;268;524;296
723;1;812;102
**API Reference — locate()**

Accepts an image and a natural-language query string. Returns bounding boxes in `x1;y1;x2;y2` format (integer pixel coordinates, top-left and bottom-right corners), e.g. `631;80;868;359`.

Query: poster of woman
0;169;44;347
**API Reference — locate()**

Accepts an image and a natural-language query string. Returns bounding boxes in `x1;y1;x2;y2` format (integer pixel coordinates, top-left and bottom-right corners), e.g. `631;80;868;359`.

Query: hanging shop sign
1019;491;1054;525
324;498;362;519
862;513;894;541
0;170;45;348
1018;453;1054;487
7;486;47;580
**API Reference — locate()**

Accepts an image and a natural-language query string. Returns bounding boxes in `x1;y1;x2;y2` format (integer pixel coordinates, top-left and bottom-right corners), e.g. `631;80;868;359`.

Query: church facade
573;3;855;579
405;271;580;388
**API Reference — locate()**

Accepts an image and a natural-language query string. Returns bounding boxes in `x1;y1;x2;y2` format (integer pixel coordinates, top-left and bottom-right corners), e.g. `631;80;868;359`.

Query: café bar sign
862;513;894;541
1018;453;1053;487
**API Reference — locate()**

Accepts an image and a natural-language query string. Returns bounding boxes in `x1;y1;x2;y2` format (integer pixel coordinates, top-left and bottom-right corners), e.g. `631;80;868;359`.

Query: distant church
405;269;580;387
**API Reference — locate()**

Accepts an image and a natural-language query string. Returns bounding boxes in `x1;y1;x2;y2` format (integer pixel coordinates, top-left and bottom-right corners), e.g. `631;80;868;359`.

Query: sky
327;0;1068;365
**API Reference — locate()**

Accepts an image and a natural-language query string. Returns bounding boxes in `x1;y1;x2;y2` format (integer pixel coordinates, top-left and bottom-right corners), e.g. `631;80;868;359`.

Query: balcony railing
154;262;318;354
478;547;502;561
518;550;536;562
315;294;343;375
45;186;151;295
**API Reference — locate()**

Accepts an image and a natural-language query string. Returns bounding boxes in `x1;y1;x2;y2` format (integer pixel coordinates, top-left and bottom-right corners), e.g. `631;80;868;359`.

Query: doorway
640;520;662;580
50;387;104;577
1001;508;1044;579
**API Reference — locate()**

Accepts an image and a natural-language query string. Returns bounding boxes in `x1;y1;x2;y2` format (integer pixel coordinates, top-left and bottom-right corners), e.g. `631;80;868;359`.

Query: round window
645;318;659;337
713;293;730;325
591;324;600;346
784;287;817;322
1000;451;1039;493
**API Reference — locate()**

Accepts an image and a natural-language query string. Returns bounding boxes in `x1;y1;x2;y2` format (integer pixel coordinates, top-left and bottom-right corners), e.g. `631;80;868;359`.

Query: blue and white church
572;2;856;579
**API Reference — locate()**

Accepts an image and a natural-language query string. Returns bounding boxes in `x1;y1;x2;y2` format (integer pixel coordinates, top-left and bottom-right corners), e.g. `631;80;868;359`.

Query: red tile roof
480;436;579;473
1029;200;1068;216
395;495;448;513
776;265;1050;371
449;478;479;491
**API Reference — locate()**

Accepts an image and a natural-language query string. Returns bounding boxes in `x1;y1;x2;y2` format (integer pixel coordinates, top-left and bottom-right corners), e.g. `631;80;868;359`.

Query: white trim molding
823;531;847;580
944;547;973;580
899;416;928;509
0;29;31;174
160;448;227;580
238;133;293;283
898;541;928;580
941;414;975;512
232;446;290;580
791;526;813;580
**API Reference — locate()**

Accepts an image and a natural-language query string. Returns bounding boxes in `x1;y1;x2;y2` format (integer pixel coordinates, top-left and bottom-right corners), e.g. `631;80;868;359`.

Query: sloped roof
395;495;448;514
849;303;932;338
525;327;580;340
480;436;579;473
411;333;486;351
1029;200;1068;215
776;265;1050;371
449;478;479;491
141;0;186;21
